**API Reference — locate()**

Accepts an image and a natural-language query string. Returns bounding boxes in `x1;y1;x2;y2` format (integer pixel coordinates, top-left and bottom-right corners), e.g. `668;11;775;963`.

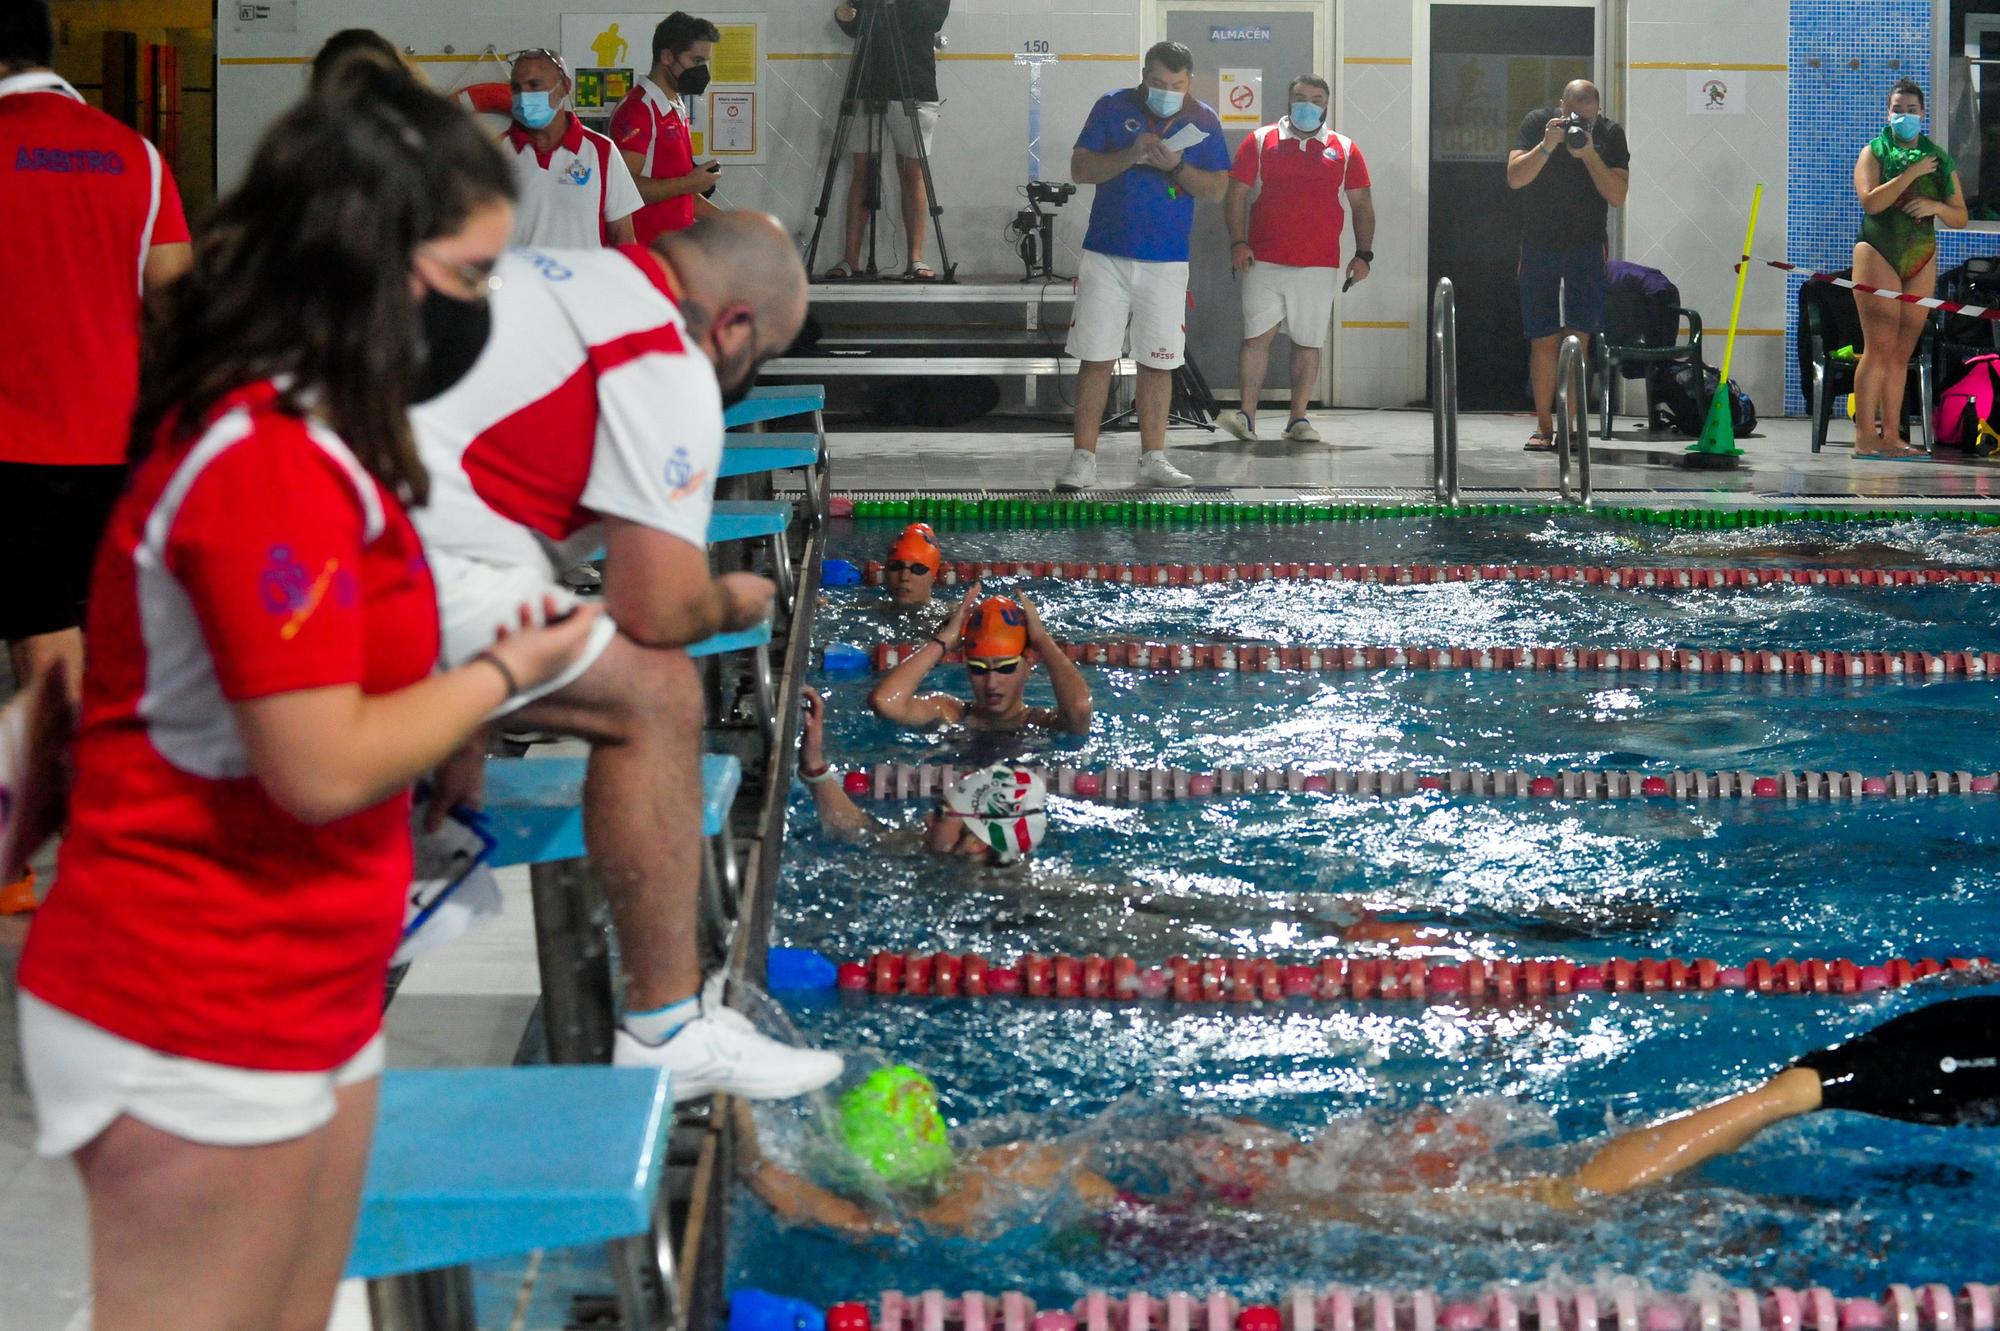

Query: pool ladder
1555;332;1592;506
1429;278;1459;505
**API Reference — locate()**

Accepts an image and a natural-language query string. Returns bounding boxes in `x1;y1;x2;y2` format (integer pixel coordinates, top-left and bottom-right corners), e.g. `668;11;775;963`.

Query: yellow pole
1718;183;1764;386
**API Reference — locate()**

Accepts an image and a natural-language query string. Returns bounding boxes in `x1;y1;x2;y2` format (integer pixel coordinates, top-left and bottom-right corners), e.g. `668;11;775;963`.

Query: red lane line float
838;949;1991;1003
867;639;2000;677
835;762;2000;803
861;559;2000;592
837;1283;2000;1331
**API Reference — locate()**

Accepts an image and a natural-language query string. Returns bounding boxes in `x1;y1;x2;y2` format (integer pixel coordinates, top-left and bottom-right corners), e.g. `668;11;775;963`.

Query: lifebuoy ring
452;81;512;116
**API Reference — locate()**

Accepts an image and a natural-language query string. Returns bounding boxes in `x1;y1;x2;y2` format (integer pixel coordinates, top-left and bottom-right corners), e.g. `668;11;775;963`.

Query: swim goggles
883;560;933;576
964;656;1022;676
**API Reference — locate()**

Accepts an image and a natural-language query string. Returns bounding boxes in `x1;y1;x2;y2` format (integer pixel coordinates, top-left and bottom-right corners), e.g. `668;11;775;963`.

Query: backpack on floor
1936;353;2000;451
1654;362;1756;438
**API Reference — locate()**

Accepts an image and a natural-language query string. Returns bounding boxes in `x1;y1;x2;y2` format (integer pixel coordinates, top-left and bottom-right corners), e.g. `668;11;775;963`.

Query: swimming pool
730;514;2000;1308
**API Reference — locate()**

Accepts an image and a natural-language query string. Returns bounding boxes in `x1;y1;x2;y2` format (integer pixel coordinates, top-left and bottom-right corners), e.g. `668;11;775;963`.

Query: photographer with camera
1505;78;1629;452
823;0;950;281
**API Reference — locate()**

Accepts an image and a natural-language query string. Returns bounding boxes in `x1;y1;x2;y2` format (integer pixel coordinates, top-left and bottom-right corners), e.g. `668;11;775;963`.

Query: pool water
728;516;2000;1306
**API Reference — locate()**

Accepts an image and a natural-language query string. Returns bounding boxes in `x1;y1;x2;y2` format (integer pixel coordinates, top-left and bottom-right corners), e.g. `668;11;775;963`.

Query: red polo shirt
1229;118;1370;269
0;70;189;466
608;75;697;244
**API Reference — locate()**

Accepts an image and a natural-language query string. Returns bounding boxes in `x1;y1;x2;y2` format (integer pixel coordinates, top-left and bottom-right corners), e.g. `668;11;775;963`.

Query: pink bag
1936;353;2000;448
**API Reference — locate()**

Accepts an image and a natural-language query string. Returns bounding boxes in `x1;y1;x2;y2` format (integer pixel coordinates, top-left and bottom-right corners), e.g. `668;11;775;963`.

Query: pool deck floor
823;408;2000;503
3;407;1997;1331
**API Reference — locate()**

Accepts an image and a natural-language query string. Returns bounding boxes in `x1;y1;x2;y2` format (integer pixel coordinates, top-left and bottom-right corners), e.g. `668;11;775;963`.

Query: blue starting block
707;499;792;544
347;1066;677;1331
485;753;741;867
723;384;825;430
720;433;822;479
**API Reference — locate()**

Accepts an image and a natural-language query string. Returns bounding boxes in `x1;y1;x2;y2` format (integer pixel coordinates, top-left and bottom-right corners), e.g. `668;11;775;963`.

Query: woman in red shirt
14;65;600;1331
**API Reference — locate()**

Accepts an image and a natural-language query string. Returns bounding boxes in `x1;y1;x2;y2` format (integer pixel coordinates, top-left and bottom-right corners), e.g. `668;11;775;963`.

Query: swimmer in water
800;686;1050;862
868;587;1093;734
736;998;2000;1235
881;523;943;609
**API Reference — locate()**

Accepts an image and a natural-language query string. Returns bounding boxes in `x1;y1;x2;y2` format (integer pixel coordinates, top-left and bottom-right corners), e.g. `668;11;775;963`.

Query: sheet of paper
1163;123;1210;152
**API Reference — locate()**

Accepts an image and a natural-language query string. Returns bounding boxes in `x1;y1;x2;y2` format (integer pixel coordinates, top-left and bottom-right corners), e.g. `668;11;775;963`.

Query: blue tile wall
1787;0;2000;413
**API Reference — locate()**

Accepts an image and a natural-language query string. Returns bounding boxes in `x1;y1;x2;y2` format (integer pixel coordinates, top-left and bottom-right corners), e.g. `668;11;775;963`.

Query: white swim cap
942;764;1048;862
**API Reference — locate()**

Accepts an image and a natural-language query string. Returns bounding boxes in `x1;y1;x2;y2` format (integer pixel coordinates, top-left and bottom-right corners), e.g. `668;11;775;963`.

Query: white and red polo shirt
504;113;644;249
0;70;190;466
409;244;722;578
18;382;440;1071
608;75;698;245
1228;117;1371;269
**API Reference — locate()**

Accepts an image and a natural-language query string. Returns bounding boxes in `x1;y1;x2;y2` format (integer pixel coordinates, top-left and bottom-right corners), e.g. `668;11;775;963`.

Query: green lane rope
842;498;2000;528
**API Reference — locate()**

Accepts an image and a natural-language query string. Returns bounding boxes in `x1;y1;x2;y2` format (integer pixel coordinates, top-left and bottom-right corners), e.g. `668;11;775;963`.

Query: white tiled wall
1332;0;1418;407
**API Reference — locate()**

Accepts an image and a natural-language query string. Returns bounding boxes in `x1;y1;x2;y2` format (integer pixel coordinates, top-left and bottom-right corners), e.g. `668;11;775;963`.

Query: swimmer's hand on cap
1014;590;1049;642
936;582;982;641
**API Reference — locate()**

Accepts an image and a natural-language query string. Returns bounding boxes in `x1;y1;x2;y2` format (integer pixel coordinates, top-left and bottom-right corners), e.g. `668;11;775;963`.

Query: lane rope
835;1282;2000;1331
818;948;1993;1002
839;762;2000;803
844;497;2000;526
867;639;2000;679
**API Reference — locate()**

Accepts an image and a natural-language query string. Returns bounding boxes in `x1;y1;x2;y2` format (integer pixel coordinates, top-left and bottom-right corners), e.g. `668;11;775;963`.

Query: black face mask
676;62;711;97
410;287;492;405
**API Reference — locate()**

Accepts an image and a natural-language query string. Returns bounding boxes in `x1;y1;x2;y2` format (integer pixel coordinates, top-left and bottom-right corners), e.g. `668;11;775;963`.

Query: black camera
1025;181;1075;206
1563;113;1592;151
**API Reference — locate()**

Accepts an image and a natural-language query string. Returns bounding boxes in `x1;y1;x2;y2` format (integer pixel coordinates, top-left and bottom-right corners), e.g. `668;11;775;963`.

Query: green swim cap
838;1064;955;1188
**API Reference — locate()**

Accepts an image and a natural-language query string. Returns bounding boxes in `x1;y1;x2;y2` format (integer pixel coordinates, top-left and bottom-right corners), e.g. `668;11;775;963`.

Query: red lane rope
838;950;1993;1001
872;640;2000;678
843;762;2000;802
864;559;2000;591
840;1283;2000;1331
1767;257;2000;321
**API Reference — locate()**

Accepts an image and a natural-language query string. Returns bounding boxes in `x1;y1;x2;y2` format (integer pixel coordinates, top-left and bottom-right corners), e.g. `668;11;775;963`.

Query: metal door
1163;5;1325;400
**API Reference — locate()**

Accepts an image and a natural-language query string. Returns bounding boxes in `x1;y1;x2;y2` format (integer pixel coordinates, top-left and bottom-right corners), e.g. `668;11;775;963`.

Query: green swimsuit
1860;131;1957;282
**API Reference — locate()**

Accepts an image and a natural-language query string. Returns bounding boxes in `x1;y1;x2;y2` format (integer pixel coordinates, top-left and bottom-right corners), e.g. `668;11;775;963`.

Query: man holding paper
1057;40;1231;491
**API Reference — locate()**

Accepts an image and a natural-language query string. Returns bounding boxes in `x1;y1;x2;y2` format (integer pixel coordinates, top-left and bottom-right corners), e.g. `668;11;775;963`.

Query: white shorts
861;101;940;159
1241;261;1339;348
18;992;386;1157
1065;250;1191;369
431;551;619;716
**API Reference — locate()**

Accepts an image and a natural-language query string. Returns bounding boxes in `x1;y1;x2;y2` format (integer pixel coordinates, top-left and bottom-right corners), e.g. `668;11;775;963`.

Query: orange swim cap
887;523;941;567
960;596;1029;659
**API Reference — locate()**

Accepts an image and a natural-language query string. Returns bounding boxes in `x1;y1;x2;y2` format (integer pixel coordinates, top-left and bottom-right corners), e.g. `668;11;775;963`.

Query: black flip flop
1524;431;1556;452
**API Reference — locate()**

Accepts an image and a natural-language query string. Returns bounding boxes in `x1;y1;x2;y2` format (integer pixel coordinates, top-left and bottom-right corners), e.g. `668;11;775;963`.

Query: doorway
1426;4;1593;409
1161;4;1326;401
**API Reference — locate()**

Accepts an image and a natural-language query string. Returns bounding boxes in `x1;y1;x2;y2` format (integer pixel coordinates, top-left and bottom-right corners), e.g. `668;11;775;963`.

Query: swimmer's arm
807;775;884;842
1855;144;1929;215
1020;593;1092;733
1566;1067;1823;1196
731;1099;899;1238
1935;175;1971;228
867;638;959;726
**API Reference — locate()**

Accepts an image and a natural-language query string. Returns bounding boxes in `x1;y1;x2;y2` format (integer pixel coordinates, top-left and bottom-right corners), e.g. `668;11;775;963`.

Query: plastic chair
1798;273;1936;452
1593;307;1704;436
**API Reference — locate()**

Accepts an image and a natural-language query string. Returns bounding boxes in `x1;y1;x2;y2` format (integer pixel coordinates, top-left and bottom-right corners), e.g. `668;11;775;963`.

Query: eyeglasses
884;560;933;576
965;657;1022;676
418;248;502;301
508;47;564;65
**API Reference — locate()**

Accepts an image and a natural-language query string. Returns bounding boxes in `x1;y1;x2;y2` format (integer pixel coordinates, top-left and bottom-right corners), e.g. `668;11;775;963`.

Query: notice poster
1219;68;1262;126
712;91;755;153
711;23;759;84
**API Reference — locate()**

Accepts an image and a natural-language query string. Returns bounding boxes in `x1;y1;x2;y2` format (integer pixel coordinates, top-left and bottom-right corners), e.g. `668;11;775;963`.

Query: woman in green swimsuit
1851;79;1969;458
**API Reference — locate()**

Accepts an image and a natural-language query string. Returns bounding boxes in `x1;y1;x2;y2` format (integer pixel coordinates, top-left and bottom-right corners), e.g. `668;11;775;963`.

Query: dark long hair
133;62;513;504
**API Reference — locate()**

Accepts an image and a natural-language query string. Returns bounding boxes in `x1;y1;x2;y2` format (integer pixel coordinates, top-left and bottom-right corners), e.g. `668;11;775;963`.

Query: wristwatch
1353;250;1374;262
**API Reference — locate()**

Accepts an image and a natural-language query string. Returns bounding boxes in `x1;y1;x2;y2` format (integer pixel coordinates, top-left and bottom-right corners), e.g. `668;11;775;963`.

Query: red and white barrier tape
1767;258;2000;321
842;949;1993;1001
836;1282;2000;1331
873;639;2000;678
864;559;2000;591
845;762;2000;803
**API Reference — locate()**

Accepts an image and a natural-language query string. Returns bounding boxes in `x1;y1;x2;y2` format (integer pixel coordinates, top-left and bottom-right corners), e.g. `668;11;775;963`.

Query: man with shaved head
407;213;840;1102
1505;77;1629;452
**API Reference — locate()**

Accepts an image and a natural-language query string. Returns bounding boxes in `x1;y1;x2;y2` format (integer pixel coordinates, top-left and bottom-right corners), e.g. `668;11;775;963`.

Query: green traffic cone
1683;380;1744;469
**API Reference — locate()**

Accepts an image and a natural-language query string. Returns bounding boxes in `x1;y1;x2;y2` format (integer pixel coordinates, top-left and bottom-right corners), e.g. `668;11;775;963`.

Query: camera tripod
802;0;956;281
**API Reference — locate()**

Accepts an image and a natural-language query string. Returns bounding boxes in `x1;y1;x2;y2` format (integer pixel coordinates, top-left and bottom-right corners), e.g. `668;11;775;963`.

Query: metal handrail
1430;277;1460;504
1554;333;1591;506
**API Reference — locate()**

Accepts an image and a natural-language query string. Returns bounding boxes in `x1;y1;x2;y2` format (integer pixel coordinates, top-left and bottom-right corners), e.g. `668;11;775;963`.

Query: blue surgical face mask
1289;101;1325;132
513;89;560;130
1889;111;1923;141
1146;85;1185;118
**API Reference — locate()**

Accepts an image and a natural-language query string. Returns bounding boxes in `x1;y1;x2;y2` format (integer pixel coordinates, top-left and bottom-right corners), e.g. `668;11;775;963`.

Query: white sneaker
1283;417;1322;443
1136;451;1193;488
613;1006;844;1102
1053;449;1098;491
1218;409;1258;442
